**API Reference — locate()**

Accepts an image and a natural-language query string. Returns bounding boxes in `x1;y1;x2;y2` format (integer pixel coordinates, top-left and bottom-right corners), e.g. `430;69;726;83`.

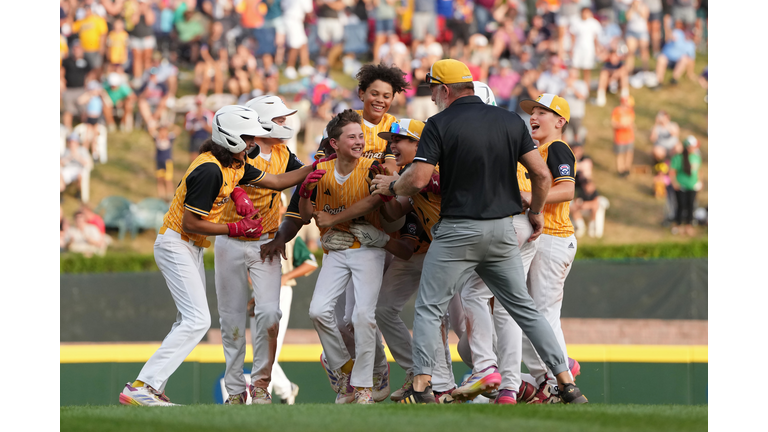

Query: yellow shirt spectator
107;29;129;65
60;35;69;66
72;14;108;52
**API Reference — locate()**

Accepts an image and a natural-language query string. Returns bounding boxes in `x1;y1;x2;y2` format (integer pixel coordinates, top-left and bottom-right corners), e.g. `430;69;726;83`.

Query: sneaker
354;387;375;404
450;366;502;402
527;381;559;404
559;383;588;404
280;383;300;405
119;383;177;406
390;370;414;402
372;364;390;402
569;358;582;377
482;388;499;399
225;391;248;405
434;388;459;404
249;386;272;405
284;66;298;80
494;389;518;405
595;93;606;107
320;352;340;393
335;371;355;404
299;65;316;77
398;382;437;404
517;382;538;403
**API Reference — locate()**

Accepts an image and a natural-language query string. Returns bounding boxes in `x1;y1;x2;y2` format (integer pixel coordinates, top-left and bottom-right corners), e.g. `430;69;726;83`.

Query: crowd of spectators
60;0;708;253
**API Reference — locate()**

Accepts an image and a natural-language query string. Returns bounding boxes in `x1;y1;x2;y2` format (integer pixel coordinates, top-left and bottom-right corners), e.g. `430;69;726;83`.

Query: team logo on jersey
324;188;332;196
559;164;571;176
323;204;346;215
408;223;417;235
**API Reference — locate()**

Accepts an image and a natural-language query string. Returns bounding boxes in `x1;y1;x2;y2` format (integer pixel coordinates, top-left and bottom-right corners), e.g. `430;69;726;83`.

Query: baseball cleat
450;365;502;402
224;390;248;405
527;381;560;404
354;387;375;404
517;382;538;403
320;352;340;393
335;371;355;404
390;370;414;402
398;383;437;404
434;388;459;404
494;389;518;405
372;363;390;402
559;383;588;404
118;383;178;406
249;386;272;404
280;383;300;405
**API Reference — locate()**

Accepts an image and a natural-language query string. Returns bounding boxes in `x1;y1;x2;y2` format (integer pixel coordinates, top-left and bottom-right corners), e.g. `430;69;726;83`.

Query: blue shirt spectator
662;29;695;62
437;0;453;18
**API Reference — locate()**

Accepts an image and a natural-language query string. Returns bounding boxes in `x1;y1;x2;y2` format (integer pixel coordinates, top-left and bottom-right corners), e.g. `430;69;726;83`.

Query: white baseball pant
137;229;211;391
308;247;386;388
492;214;539;391
375;253;455;391
522;233;577;386
215;235;282;395
267;285;293;399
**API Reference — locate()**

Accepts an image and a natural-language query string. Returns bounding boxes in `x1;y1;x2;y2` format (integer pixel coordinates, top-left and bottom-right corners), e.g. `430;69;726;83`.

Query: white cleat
118;383;178;406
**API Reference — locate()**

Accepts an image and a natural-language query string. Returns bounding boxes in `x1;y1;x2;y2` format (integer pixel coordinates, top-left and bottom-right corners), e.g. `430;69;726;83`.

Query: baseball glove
349;222;390;248
321;229;356;251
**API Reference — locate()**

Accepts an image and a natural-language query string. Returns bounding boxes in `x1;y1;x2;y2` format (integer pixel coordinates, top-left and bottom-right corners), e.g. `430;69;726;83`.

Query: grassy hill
61;55;708;255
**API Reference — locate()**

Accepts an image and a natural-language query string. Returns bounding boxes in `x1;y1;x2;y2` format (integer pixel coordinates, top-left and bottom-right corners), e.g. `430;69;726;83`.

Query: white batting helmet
211;105;269;153
473;81;497;106
245;95;298;140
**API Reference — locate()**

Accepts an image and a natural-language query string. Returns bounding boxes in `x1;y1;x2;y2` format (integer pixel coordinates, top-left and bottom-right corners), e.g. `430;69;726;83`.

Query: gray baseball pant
412;217;568;378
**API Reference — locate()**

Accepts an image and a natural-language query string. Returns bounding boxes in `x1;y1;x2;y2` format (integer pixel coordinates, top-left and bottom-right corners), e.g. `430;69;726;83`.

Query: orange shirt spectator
611;103;635;145
237;0;266;29
107;20;129;66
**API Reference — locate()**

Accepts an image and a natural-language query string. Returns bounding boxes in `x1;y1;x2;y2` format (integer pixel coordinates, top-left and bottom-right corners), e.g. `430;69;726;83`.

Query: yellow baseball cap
426;59;474;85
519;93;571;122
378;119;425;141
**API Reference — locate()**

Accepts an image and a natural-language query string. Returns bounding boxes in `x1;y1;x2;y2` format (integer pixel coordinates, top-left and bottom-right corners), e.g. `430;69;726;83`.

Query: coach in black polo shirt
371;59;587;404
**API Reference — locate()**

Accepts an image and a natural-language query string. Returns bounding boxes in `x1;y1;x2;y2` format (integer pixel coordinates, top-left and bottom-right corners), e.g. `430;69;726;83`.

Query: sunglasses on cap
389;122;418;140
424;73;446;85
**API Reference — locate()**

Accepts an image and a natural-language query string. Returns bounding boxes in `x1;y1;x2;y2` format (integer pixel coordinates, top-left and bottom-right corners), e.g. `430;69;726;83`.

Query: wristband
529;210;542;215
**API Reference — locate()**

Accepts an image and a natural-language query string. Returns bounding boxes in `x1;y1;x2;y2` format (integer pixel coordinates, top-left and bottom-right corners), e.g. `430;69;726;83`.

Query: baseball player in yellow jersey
297;110;413;404
214;96;308;405
517;94;579;402
119;105;321;407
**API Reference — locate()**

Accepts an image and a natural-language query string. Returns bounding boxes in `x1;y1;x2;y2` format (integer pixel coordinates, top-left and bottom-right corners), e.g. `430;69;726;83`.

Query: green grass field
60;404;707;432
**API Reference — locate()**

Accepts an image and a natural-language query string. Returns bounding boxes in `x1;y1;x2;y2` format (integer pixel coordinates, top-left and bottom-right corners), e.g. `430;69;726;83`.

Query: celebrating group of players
118;59;585;406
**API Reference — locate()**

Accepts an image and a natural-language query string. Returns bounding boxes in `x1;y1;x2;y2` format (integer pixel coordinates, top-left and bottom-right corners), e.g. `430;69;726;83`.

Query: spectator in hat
77;81;111;160
669;135;702;236
103;73;137;133
61;42;93;132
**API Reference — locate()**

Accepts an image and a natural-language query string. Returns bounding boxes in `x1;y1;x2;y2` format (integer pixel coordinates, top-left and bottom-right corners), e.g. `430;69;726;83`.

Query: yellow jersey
162;152;265;247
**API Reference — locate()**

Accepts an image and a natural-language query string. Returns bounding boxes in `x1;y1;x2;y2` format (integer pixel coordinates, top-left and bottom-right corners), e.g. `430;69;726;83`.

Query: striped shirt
219;144;304;239
310;158;382;251
163;152;266;247
517;140;576;237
